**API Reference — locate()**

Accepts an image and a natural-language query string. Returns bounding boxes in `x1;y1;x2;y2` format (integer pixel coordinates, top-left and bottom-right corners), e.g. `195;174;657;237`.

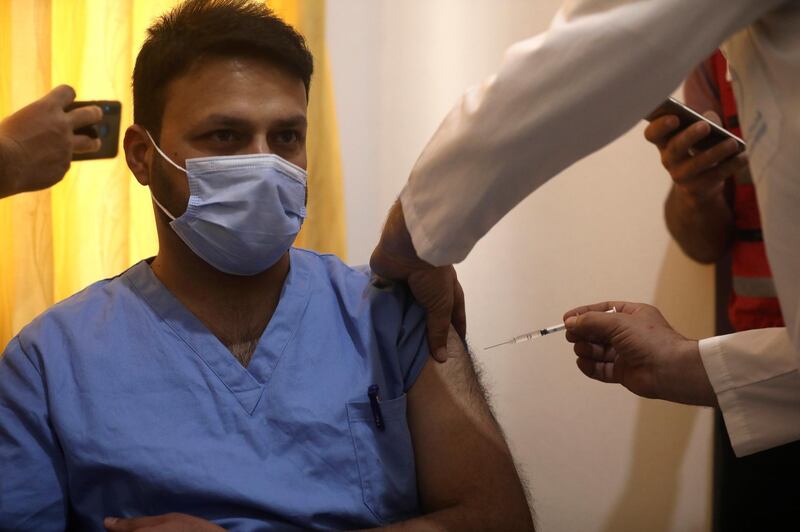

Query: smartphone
645;97;745;152
66;100;122;160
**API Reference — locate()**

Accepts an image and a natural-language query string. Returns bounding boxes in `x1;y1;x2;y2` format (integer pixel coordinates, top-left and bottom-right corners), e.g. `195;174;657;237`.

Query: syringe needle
484;330;541;350
484;340;514;350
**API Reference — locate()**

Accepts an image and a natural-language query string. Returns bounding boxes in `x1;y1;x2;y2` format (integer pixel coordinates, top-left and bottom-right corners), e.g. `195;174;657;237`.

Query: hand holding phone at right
644;110;748;203
0;85;102;199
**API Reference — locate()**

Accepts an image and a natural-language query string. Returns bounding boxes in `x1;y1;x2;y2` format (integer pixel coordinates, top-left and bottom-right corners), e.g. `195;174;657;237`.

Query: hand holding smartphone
645;97;745;152
66;100;122;160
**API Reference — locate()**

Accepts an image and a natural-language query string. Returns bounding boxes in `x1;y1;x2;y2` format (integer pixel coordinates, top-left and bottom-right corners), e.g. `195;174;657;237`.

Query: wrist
672;182;725;209
659;338;718;407
370;200;432;281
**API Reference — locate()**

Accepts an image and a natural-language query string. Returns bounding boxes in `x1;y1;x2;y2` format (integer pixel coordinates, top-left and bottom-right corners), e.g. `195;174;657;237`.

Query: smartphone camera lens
103;104;111;113
98;124;109;138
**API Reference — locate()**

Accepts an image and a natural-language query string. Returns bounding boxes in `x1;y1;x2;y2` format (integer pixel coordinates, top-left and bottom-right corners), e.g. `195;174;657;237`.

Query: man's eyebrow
193;114;253;129
272;115;308;129
192;114;307;129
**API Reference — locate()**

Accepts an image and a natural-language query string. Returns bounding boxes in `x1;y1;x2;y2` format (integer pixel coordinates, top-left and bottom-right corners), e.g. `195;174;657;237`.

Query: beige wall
327;1;715;530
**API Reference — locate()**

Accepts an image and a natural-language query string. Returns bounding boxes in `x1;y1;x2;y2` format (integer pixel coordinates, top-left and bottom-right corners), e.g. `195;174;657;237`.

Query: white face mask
146;131;307;276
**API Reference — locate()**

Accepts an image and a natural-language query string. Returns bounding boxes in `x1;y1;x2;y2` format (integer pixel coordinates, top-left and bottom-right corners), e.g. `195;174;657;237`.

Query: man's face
149;55;308;218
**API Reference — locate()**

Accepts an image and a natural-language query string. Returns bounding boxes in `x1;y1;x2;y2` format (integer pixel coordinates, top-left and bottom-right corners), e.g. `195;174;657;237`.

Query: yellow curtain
0;0;346;349
274;1;346;257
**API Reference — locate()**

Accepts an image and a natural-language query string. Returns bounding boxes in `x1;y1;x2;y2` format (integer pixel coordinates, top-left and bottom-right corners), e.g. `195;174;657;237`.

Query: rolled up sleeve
402;0;785;266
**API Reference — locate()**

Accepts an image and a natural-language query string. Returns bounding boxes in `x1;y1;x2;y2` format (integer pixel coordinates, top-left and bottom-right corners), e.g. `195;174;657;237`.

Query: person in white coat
370;0;800;457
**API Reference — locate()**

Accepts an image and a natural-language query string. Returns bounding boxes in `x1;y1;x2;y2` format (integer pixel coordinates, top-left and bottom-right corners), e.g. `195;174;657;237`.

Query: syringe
484;307;617;350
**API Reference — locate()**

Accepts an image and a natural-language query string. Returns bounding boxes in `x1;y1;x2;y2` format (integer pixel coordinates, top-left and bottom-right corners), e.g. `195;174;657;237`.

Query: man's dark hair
133;0;313;140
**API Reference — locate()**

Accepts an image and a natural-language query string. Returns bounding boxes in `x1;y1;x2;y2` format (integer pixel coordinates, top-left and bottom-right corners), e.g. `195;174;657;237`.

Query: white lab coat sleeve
699;329;800;457
400;0;785;266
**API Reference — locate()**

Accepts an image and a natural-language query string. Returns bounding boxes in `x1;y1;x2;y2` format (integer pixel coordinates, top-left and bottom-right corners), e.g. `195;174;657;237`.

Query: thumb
576;356;618;384
703;110;722;127
407;268;454;363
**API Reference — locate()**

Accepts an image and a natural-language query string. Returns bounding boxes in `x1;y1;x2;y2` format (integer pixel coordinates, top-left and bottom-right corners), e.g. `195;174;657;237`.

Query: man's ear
124;124;153;186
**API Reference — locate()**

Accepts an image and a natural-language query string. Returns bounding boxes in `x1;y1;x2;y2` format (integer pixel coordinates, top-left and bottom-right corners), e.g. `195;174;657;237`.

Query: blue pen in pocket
367;385;385;432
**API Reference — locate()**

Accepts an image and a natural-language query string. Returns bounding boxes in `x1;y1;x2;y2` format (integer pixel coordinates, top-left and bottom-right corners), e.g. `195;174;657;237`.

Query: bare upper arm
406;327;534;530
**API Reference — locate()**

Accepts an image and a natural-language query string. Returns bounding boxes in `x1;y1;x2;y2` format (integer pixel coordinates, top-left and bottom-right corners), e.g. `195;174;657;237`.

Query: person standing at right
646;50;798;531
371;0;800;458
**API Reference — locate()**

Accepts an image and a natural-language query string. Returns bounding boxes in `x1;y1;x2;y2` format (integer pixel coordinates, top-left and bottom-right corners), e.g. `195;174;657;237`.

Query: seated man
0;1;534;531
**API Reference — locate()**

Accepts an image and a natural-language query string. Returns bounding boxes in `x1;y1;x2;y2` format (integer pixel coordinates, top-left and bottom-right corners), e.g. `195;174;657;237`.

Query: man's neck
150;237;290;366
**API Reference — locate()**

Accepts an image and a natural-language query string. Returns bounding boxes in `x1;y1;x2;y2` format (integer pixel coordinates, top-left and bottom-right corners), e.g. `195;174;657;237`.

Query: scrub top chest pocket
346;393;420;524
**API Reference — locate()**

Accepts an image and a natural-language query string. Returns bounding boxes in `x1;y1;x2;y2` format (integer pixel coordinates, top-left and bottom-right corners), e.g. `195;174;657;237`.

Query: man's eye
207;130;240;143
274;130;300;145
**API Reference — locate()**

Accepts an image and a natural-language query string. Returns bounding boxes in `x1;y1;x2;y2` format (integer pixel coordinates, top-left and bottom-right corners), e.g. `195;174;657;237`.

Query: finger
563;301;614;321
369;274;395;290
46;84;77;109
67;105;103;130
72;135;102;154
408;268;457;363
564;310;629;345
675;138;743;183
702;110;722;126
644;115;679;147
426;309;453;363
408;276;453;363
573;341;617;362
704;153;748;180
664;121;711;167
451;278;467;341
576;357;618;384
679;153;748;192
564;329;580;343
105;516;165;531
563;301;631;322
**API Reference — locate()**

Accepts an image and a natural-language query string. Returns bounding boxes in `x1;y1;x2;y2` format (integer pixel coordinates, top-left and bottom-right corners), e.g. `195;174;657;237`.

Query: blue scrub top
0;248;429;531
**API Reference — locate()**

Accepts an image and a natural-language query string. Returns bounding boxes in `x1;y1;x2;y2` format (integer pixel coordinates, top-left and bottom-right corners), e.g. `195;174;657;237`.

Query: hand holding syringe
484;307;617;350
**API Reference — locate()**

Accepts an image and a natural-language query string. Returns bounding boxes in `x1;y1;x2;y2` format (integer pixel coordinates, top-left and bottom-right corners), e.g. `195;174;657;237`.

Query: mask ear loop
145;130;185;221
150;191;178;222
145;130;187;173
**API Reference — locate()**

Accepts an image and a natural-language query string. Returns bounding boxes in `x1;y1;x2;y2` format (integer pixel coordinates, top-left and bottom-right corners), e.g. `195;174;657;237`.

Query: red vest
710;51;784;331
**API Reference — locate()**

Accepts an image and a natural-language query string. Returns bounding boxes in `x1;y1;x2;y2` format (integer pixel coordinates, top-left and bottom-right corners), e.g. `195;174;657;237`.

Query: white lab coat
400;0;800;456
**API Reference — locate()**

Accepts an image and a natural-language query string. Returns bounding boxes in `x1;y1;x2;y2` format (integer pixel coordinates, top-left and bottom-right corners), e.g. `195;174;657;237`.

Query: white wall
327;2;715;530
